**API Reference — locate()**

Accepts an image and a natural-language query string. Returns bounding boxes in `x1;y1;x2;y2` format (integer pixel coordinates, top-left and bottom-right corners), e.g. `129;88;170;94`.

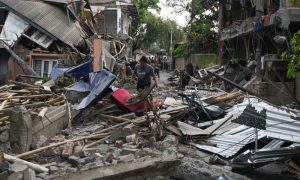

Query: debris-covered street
0;0;300;180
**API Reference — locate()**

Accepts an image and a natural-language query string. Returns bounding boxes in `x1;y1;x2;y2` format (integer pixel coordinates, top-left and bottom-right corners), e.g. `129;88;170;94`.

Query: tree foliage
282;31;300;79
167;0;219;55
132;0;185;54
187;0;219;54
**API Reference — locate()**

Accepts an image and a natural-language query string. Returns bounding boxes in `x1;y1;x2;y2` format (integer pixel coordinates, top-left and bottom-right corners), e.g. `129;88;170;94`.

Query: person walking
131;56;158;91
154;60;160;79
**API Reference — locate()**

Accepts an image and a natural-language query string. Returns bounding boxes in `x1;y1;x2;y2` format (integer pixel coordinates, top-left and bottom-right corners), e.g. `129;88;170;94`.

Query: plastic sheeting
76;70;116;110
65;58;92;80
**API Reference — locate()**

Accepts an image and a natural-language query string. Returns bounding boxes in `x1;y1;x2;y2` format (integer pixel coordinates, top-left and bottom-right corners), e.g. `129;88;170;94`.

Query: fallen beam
0;94;53;101
16;133;111;159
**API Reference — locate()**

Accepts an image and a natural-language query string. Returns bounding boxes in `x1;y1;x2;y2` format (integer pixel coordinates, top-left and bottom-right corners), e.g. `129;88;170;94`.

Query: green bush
282;31;300;79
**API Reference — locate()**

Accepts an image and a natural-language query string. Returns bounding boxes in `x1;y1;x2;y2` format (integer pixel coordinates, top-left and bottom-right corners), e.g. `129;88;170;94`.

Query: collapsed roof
0;0;89;48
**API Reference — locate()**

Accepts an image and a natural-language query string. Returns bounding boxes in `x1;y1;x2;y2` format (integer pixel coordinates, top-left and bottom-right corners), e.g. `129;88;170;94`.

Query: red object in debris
111;88;145;113
152;99;162;110
61;142;75;158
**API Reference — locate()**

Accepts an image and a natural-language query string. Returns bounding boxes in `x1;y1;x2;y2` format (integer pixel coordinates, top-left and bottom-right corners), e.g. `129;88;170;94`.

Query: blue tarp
65;80;90;92
64;55;92;80
76;70;116;110
50;67;69;80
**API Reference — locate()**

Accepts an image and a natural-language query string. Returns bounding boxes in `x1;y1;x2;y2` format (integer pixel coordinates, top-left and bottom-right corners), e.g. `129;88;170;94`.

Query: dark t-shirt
134;64;154;86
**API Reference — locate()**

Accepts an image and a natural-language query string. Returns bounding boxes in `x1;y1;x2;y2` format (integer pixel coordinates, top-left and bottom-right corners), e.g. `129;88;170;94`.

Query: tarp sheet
65;57;92;80
76;70;116;110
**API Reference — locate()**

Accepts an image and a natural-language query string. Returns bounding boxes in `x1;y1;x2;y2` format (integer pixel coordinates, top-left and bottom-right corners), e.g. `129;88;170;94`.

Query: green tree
132;0;185;53
187;0;219;54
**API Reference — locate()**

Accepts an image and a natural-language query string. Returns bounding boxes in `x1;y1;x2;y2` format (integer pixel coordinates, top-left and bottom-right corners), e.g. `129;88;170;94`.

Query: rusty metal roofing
0;0;86;47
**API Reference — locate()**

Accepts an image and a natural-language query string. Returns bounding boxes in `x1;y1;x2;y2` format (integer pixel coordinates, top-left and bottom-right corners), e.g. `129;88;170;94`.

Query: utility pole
170;28;173;71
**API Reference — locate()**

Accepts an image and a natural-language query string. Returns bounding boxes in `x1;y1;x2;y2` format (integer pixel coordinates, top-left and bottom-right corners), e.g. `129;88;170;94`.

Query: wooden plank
93;38;102;72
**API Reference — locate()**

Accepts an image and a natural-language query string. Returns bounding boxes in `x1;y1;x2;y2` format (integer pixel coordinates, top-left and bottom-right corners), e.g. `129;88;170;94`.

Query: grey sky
149;0;190;27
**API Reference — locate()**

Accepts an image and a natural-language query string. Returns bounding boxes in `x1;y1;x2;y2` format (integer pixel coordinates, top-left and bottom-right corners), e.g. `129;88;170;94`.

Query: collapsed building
218;0;300;105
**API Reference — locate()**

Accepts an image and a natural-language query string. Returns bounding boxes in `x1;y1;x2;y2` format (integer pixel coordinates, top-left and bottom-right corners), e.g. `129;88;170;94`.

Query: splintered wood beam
0;94;53;101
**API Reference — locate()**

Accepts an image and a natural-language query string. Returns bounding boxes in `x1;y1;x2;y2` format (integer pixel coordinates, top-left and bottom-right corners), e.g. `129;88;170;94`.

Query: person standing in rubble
131;56;158;91
154;60;160;79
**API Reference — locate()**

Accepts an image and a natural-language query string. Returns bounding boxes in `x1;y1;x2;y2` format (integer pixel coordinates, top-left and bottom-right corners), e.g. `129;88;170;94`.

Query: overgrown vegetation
282;31;300;79
173;43;188;57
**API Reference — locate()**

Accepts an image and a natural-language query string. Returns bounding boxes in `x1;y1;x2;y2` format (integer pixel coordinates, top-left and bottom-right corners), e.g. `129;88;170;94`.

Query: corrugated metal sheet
0;0;86;47
191;132;266;158
192;98;300;158
89;0;132;4
43;0;81;4
0;12;29;46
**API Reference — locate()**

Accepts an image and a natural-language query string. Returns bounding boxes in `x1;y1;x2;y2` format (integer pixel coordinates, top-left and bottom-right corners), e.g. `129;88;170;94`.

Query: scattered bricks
10;161;28;173
23;168;36;180
118;154;135;163
62;142;75;158
67;155;81;167
115;140;123;148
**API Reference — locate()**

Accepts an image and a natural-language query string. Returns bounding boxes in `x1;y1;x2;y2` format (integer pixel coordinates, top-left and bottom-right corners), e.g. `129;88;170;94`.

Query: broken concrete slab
10;106;33;153
32;104;68;144
170;157;250;180
49;155;181;180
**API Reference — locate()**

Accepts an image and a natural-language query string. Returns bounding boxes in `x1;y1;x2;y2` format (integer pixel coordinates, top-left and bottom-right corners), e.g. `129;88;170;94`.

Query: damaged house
0;0;94;84
218;0;300;105
90;0;138;38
